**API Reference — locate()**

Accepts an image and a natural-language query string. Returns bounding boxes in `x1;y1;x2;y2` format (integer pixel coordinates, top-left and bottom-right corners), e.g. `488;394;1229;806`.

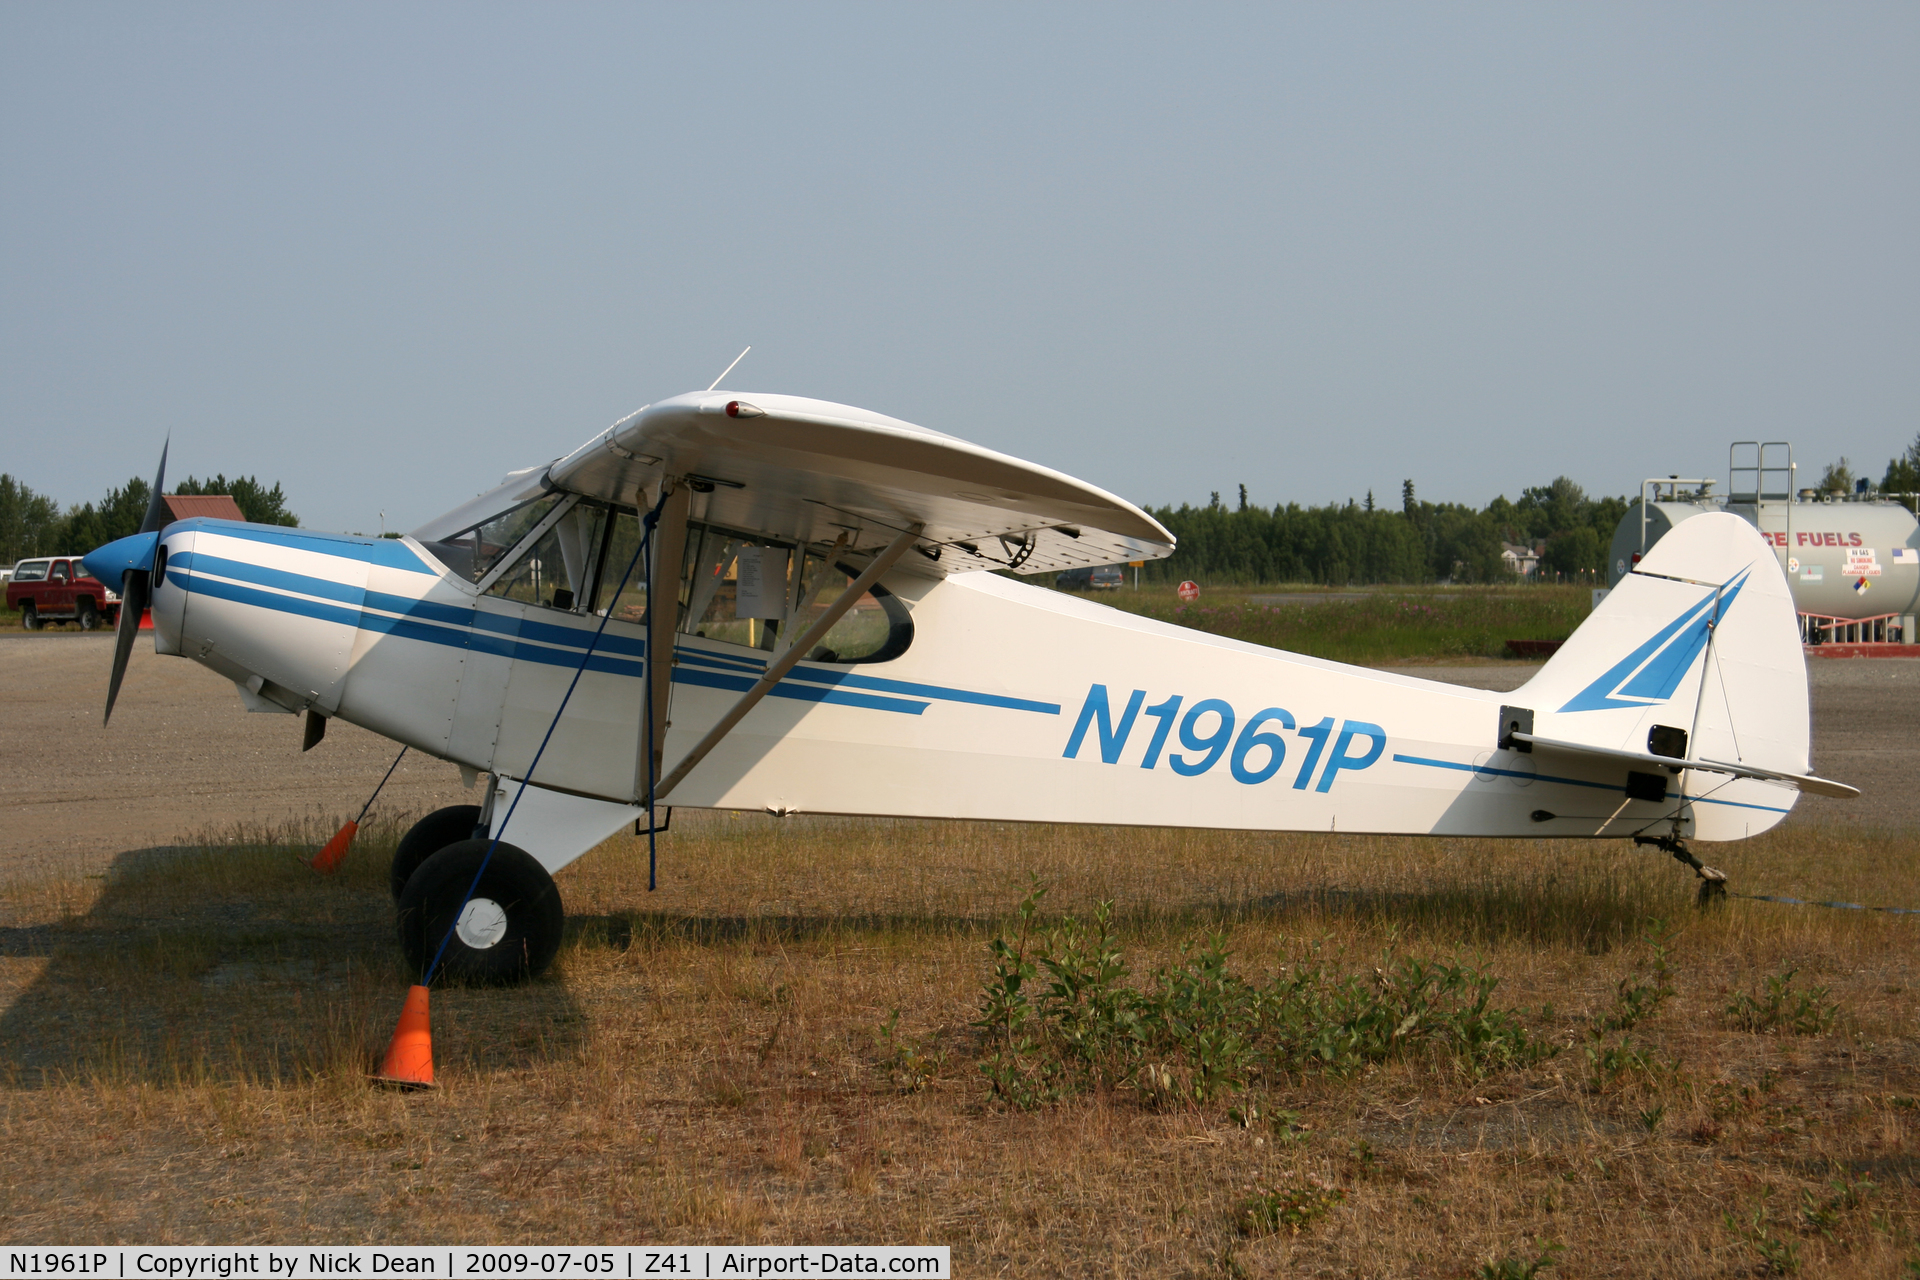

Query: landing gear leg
1634;834;1727;906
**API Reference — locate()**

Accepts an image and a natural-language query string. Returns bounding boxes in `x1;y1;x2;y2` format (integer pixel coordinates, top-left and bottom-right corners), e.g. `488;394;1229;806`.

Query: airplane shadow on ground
0;843;590;1088
577;861;1667;957
0;827;1677;1089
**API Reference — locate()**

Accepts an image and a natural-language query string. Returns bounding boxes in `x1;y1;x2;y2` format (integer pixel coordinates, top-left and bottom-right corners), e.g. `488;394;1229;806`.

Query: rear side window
785;564;914;664
670;521;913;664
12;561;48;582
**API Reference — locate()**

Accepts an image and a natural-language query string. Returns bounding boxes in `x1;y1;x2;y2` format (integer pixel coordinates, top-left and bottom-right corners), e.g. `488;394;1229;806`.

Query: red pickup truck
6;557;121;630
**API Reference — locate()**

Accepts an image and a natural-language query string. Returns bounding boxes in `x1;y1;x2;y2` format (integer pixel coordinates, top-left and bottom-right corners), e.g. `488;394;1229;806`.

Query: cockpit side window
433;502;913;659
590;508;650;623
461;498;662;624
420;493;566;584
483;500;609;613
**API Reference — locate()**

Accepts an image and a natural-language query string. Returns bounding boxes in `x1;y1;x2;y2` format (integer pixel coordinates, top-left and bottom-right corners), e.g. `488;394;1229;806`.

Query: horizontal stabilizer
1512;731;1859;800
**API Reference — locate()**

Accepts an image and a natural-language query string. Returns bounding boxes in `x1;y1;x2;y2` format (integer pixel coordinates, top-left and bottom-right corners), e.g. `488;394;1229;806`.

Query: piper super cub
83;389;1857;985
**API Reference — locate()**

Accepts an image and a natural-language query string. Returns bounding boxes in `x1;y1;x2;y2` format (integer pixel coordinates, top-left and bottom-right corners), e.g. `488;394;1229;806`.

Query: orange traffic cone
310;820;357;874
371;984;437;1089
137;609;153;630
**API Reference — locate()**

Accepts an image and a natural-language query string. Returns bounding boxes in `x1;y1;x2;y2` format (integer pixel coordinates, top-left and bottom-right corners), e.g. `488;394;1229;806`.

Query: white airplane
83;389;1857;986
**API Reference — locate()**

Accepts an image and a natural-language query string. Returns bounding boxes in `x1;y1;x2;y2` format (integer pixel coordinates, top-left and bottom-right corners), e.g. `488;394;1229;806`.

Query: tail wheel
396;839;563;986
390;803;485;900
20;604;39;631
77;599;99;630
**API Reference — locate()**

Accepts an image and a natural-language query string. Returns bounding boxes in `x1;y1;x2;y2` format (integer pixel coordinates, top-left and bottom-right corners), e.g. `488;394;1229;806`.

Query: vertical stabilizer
1512;513;1809;835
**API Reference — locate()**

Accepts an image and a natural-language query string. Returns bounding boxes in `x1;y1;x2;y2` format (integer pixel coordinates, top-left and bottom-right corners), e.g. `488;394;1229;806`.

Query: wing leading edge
543;391;1175;576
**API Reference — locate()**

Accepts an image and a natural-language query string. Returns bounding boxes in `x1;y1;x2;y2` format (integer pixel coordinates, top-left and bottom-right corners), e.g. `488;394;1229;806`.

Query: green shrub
1590;924;1675;1034
973;885;1557;1109
871;1009;945;1093
1236;1180;1346;1237
1725;1200;1801;1275
1726;968;1839;1036
1473;1241;1562;1279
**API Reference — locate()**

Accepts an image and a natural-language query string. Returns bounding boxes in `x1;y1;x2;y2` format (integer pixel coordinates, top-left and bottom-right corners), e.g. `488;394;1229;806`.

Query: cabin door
462;504;652;802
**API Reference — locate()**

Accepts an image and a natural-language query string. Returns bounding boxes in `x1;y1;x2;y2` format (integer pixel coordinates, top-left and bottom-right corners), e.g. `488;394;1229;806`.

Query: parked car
6;557;121;630
1055;564;1127;591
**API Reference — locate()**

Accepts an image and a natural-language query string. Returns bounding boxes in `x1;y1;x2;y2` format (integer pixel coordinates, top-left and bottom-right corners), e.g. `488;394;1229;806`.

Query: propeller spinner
80;441;170;725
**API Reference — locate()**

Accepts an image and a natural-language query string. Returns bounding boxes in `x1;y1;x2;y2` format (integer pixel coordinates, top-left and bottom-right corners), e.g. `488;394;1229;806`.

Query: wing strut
642;482;692;802
648;523;924;805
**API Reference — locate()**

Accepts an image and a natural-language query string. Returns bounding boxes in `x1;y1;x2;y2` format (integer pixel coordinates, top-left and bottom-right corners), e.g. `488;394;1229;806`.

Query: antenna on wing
706;346;751;392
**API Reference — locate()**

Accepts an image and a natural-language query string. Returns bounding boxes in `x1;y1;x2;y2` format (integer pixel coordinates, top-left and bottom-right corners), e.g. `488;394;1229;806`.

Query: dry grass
1;809;1916;1276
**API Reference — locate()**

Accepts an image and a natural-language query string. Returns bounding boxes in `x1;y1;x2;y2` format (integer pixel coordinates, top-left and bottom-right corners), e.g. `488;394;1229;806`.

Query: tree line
1134;477;1627;586
1873;431;1920;513
1139;433;1920;587
8;435;1915;584
0;473;298;567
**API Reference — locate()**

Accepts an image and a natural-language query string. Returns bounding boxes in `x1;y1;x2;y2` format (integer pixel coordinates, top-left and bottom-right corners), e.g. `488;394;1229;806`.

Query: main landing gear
391;807;564;986
1634;833;1728;906
390;804;484;900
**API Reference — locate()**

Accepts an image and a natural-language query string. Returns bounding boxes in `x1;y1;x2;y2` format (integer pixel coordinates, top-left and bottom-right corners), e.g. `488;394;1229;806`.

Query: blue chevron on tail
1558;570;1750;712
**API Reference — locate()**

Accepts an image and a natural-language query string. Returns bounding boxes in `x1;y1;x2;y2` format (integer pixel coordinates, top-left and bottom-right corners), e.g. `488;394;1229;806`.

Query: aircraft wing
1511;732;1860;799
543;391;1174;576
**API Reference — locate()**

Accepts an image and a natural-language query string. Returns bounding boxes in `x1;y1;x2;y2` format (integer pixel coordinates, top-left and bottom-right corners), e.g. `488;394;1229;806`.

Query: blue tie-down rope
422;489;671;985
1729;891;1920;917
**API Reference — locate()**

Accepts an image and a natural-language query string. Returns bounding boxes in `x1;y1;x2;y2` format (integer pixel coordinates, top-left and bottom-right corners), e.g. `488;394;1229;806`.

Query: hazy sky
4;4;1916;535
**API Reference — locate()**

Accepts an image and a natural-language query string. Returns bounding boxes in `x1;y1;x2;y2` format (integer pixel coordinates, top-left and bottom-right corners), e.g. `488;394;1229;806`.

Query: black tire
390;804;485;900
396;839;563;986
76;599;99;630
19;604;39;631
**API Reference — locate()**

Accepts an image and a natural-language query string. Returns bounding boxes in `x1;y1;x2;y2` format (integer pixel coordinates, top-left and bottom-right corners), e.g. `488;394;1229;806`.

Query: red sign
1177;580;1200;602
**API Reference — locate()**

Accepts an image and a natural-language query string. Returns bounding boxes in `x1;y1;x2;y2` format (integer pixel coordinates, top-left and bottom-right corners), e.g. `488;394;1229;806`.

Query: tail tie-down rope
422;485;673;986
1731;892;1920;916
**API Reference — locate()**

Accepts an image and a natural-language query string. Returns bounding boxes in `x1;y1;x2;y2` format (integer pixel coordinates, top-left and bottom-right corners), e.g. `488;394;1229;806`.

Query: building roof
162;494;247;522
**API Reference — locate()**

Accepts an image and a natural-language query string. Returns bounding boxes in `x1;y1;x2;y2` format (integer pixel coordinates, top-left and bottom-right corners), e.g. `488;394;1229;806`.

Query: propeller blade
140;439;170;535
103;569;150;726
100;441;171;726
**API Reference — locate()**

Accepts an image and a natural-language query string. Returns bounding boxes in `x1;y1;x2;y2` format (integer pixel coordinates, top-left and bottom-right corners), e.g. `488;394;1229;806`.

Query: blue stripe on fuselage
169;546;1018;717
175;549;651;660
781;666;1061;714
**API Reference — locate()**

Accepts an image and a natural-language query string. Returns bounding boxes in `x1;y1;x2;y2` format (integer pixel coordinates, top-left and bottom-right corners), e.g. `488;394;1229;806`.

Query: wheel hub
455;897;509;949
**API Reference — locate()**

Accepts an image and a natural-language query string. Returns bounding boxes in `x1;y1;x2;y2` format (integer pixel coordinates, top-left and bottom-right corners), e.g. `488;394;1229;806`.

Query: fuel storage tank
1608;494;1920;621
